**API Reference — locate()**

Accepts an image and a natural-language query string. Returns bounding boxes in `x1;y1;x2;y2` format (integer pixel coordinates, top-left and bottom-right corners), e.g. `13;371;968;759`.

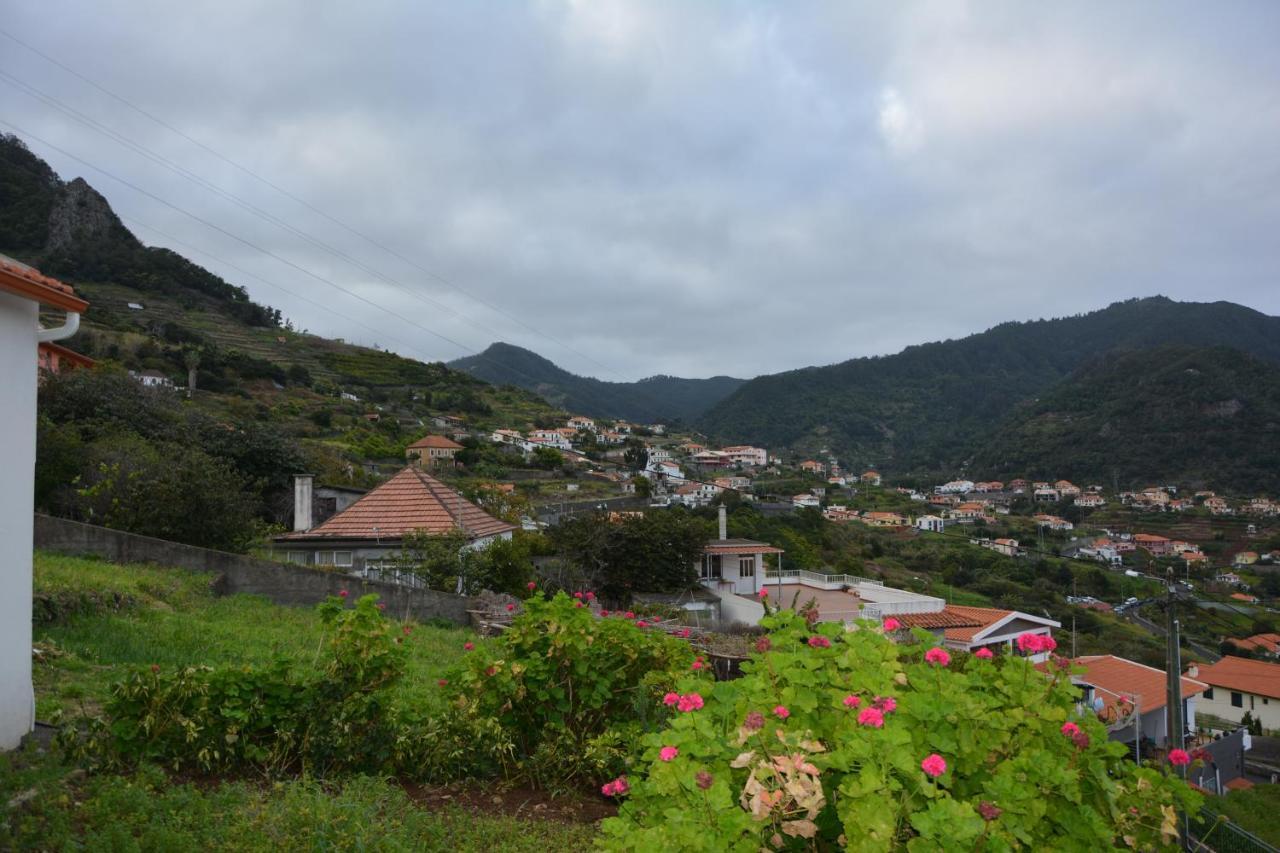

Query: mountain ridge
449;341;746;423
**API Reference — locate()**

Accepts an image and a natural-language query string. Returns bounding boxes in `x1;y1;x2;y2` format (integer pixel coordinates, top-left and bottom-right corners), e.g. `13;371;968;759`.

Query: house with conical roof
273;467;515;578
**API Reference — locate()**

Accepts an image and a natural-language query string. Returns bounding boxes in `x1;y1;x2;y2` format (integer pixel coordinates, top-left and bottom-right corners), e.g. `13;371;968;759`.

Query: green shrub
61;594;407;776
599;612;1201;851
441;591;698;790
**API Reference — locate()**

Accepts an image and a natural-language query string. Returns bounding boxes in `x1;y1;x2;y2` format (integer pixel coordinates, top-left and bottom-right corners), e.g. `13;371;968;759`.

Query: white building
937;479;975;495
792;493;821;509
1189;658;1280;732
0;256;87;749
722;445;768;467
915;515;946;533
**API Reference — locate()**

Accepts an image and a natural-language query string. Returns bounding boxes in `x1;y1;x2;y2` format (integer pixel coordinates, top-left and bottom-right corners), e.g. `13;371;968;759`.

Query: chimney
1185;664;1198;679
293;474;314;532
718;505;727;541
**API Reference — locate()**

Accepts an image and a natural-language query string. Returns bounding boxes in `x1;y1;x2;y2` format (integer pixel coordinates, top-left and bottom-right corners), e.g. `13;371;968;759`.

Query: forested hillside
970;346;1280;493
450;342;744;423
4;133;565;549
698;297;1280;477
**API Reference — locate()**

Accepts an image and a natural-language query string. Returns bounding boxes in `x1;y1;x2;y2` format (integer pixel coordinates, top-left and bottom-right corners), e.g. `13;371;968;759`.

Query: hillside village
5;13;1280;841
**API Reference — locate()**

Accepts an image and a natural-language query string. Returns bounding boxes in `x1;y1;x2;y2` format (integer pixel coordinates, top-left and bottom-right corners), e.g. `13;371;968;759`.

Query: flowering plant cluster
600;614;1199;851
440;590;698;789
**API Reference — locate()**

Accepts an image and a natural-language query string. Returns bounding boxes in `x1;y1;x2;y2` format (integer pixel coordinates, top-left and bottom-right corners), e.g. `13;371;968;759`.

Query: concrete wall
535;495;650;524
1;294;39;749
34;514;471;625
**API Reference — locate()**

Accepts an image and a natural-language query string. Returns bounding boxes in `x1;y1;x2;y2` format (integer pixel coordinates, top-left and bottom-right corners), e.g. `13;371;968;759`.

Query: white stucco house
1;255;87;750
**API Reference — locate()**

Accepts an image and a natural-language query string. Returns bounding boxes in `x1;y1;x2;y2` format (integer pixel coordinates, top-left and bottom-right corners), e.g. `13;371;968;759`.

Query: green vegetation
0;758;597;851
1204;784;1280;847
451;341;745;423
600;610;1199;850
973;346;1280;493
699;297;1280;483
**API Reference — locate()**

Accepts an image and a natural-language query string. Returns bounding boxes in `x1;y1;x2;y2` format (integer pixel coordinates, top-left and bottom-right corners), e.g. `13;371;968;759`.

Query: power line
0;119;563;393
0;26;632;384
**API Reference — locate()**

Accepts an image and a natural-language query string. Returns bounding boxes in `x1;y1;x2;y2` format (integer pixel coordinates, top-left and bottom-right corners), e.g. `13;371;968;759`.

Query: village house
1189;657;1280;732
680;442;706;454
1074;493;1106;508
1071;656;1207;753
792;493;821;509
860;470;882;486
1215;571;1242;586
1247;497;1278;517
1227;633;1280;659
1054;480;1082;498
1033;486;1060;502
646;446;673;464
862;511;908;528
1230;592;1260;605
405;434;463;468
1232;551;1259;568
937;479;975;495
529;430;572;450
1007;479;1028;493
1204;496;1233;516
691;450;731;468
823;506;859;523
928;493;961;508
647;423;666;435
722;445;767;467
130;368;175;389
671;482;721;508
972;481;1004;493
949;502;990;524
915;514;946;533
985;538;1021;557
1034;514;1074;532
0;255;87;749
1132;533;1173;557
36;340;94;379
491;428;524;445
274;468;515;579
897;605;1060;662
799;460;826;475
566;416;595;431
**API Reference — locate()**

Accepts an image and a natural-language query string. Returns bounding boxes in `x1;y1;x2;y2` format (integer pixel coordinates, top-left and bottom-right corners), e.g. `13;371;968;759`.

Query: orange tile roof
1075;655;1206;714
281;467;513;541
0;255;88;312
1229;633;1280;654
898;605;1013;632
408;434;463;450
1194;656;1280;700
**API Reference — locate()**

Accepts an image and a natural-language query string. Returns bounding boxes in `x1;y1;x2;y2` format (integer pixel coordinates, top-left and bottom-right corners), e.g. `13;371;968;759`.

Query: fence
33;514;471;625
1189;809;1278;853
764;568;884;588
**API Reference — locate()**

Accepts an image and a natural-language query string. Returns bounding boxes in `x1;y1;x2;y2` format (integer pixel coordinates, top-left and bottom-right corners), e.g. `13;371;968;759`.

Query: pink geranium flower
872;695;897;713
574;591;583;599
506;603;516;612
662;692;679;707
625;611;635;619
759;588;768;598
1168;749;1191;766
463;641;474;651
1061;722;1081;737
601;776;629;797
857;707;884;728
755;636;771;653
376;603;386;611
974;647;994;659
338;589;349;599
743;711;765;731
526;581;536;591
921;753;946;778
586;591;596;601
636;620;648;628
601;609;610;617
437;678;448;687
676;693;705;712
883;617;901;632
808;636;831;648
773;705;790;719
924;647;951;667
692;660;704;671
842;695;861;709
659;746;678;762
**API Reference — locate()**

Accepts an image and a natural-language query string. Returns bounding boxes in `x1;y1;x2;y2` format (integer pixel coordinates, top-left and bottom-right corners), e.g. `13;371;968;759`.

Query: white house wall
0;292;38;749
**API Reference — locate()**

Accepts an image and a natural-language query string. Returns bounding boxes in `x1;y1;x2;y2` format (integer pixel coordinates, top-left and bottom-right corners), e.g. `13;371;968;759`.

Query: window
285;551;307;565
1203;687;1213;701
1231;691;1243;708
315;551;334;566
700;555;721;580
739;557;756;578
333;551;353;568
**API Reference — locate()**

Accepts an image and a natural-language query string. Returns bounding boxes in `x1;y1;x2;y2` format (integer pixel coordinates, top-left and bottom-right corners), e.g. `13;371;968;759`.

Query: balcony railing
764;568;884;588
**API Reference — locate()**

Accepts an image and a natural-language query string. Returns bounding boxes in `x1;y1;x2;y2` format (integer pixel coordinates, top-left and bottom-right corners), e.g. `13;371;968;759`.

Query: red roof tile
1193;656;1280;700
1075;655;1206;715
407;434;463;450
281;467;513;541
0;255;88;312
897;605;1013;632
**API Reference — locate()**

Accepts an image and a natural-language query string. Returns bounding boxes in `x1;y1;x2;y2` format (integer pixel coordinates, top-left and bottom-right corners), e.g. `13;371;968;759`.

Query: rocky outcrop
46;178;135;252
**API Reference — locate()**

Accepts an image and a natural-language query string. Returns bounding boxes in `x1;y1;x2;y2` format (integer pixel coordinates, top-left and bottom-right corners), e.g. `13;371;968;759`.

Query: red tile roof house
1187;657;1280;733
898;605;1060;662
1070;655;1208;756
273;467;515;584
405;434;464;468
0;255;87;749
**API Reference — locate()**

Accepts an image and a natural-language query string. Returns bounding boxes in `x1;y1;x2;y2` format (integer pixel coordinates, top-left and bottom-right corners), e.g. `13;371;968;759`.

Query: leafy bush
600;612;1200;851
441;591;697;790
61;594;407;775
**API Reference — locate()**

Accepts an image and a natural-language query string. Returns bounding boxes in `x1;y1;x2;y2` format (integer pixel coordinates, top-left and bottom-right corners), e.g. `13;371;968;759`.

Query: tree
531;446;564;470
623;437;649;471
549;510;709;604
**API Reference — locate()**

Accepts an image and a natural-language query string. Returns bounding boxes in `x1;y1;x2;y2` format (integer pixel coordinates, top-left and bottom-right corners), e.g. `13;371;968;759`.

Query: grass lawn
13;551;601;850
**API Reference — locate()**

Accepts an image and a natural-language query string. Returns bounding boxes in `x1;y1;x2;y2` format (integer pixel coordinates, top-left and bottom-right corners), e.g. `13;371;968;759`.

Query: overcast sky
4;2;1279;380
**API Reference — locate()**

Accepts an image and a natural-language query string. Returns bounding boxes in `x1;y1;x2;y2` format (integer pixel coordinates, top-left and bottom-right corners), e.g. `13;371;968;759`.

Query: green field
7;552;600;850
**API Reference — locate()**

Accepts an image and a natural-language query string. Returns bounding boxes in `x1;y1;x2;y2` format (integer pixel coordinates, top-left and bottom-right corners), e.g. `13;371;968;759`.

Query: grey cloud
2;0;1277;379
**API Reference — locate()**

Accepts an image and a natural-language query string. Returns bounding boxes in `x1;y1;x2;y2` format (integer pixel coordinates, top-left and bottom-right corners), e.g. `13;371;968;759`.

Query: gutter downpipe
36;310;80;343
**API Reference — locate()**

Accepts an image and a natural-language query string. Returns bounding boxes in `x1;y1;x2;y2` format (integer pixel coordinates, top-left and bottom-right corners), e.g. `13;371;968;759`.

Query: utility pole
1165;567;1185;765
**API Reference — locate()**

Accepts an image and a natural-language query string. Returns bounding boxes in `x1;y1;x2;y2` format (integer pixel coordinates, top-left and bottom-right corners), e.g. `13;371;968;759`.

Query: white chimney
293;474;314;532
718;505;727;541
1185;664;1198;679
